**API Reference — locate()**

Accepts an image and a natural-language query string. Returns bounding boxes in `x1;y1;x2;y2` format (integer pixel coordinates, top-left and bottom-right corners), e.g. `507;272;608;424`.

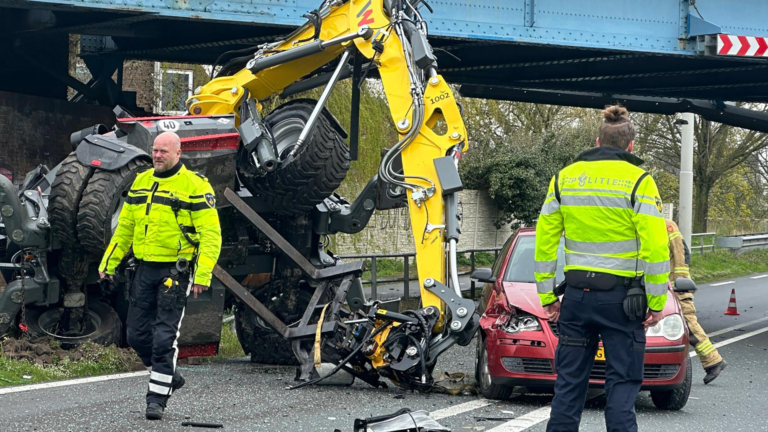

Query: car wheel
525;386;555;395
476;335;514;400
650;356;692;410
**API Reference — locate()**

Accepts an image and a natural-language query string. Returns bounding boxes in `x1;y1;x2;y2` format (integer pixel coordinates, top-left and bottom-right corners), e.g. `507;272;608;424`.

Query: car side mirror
673;277;697;293
471;268;496;283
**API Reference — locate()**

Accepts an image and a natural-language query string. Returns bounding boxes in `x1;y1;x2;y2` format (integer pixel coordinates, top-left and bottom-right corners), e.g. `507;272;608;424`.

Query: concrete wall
0;91;115;183
334;189;513;255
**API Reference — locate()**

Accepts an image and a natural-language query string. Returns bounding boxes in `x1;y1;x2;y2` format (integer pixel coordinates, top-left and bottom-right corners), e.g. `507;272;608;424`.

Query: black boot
146;402;164;420
172;370;185;392
704;360;727;385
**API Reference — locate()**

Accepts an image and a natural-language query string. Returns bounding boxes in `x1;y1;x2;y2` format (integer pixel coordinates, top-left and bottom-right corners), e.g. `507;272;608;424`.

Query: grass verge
215;319;245;360
1;319;246;387
0;339;142;387
690;249;768;283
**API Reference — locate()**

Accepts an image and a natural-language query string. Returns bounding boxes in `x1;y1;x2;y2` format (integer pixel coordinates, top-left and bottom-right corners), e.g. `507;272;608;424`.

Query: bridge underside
2;2;768;106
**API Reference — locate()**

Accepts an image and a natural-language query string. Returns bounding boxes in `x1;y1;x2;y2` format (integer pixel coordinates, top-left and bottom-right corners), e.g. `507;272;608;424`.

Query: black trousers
127;262;190;406
547;286;646;432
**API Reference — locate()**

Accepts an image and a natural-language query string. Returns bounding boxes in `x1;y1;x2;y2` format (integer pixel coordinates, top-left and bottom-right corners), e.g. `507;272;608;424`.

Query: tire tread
241;101;350;215
48;154;93;245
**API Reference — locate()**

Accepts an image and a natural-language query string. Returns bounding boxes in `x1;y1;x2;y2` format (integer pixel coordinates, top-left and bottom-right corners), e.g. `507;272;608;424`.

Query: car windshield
503;235;565;284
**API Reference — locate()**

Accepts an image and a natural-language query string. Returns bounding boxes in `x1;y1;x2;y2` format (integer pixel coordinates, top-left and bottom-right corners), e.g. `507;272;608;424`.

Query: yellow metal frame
189;0;468;338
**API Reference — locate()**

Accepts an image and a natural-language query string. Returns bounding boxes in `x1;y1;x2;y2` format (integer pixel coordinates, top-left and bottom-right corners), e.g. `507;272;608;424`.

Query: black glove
553;281;567;297
98;277;115;297
623;286;647;321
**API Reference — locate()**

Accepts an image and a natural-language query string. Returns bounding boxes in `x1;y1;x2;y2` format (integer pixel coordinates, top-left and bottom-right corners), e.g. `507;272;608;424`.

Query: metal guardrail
717;232;768;253
339;247;502;300
691;232;716;253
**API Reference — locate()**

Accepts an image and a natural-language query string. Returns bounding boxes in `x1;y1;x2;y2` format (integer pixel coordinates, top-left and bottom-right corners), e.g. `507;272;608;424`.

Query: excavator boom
191;0;479;390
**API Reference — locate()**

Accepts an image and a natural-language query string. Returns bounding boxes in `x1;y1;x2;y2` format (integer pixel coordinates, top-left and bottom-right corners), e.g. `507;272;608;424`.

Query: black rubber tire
48;153;93;245
77;159;150;255
525;386;555;395
234;283;313;366
650;356;692;410
476;334;514;400
24;301;122;349
240;100;350;215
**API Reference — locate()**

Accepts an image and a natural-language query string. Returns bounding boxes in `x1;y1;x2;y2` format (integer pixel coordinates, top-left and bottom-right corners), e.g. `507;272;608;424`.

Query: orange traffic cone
724;288;740;316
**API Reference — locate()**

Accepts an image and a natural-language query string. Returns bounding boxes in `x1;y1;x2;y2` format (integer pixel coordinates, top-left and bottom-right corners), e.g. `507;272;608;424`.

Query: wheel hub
38;307;102;339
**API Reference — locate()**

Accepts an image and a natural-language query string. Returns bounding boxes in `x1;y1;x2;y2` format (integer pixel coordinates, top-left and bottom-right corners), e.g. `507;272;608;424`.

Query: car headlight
646;314;685;341
501;313;542;334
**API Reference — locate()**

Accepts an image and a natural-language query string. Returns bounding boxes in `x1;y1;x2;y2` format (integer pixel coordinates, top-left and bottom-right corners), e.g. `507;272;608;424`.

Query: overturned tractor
1;0;479;391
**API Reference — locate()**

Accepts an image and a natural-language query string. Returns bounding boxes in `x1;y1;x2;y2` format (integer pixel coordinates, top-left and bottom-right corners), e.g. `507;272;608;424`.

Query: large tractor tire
25;301;122;349
77;159;150;255
234;281;313;365
48;154;93;245
240;100;350;215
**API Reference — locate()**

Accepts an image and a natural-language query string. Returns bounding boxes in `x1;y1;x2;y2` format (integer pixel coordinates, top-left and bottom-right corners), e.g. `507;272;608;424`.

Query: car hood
500;281;681;318
501;281;548;319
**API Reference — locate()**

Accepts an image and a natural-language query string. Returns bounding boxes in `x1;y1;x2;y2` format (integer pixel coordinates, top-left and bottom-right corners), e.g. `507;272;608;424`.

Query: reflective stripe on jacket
534;147;670;311
99;164;222;286
666;219;690;283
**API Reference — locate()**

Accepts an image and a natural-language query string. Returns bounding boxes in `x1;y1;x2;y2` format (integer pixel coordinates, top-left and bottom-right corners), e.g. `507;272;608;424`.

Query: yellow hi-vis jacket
99;163;222;287
534;147;670;311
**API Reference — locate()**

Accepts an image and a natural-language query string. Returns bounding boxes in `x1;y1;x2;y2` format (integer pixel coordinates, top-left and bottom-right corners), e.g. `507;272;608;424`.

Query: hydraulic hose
288;322;392;390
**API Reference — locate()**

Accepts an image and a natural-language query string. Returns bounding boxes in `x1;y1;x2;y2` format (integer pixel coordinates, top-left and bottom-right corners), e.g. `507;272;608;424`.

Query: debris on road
353;408;450;432
181;421;224;428
474;416;515;422
432;371;478;396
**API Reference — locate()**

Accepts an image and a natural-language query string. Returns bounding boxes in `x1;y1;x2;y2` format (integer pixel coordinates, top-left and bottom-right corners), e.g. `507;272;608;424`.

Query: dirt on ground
1;336;144;370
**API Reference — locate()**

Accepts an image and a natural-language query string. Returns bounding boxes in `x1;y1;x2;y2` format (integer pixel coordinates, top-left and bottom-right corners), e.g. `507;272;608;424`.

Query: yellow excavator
189;0;479;391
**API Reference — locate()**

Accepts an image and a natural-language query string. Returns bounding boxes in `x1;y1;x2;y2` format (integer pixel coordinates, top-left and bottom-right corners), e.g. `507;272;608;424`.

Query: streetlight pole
679;112;695;246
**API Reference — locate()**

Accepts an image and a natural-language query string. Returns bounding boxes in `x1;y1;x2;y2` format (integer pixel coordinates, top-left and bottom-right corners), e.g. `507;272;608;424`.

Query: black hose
216;55;254;78
212;46;261;74
407;334;428;384
403;310;431;361
288;322;392;390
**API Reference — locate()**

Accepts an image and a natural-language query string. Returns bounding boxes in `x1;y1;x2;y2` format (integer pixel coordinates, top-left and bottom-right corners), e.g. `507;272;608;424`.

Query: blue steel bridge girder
3;0;768;103
10;0;768;55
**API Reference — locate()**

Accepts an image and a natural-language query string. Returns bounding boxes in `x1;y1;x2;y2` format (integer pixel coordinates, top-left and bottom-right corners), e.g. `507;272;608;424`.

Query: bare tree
636;107;768;232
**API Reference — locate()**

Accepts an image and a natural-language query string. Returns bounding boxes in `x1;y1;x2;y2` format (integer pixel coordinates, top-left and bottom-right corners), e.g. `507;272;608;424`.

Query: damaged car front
474;227;692;410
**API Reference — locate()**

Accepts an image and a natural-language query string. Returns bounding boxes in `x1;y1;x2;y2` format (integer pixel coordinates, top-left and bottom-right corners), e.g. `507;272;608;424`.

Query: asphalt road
1;272;767;432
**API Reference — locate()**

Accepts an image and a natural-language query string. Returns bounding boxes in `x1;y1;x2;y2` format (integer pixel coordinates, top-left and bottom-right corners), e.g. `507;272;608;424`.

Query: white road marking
710;281;735;287
0;371;149;395
484;326;768;432
708;316;768;338
485;406;552;432
691;325;768;357
750;274;768;279
709;325;768;350
431;399;493;420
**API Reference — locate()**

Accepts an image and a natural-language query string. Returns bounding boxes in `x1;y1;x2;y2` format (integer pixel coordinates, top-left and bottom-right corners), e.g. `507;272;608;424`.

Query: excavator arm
191;0;478;390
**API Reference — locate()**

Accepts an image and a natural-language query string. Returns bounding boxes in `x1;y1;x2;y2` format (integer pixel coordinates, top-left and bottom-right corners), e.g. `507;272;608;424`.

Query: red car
473;227;692;410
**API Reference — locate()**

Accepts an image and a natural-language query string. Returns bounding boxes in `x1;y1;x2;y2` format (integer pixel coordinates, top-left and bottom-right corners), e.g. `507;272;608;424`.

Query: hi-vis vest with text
100;164;222;287
534;147;670;311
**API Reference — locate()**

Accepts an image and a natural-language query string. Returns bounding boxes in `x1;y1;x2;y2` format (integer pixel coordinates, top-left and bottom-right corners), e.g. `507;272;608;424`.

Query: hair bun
603;105;629;123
